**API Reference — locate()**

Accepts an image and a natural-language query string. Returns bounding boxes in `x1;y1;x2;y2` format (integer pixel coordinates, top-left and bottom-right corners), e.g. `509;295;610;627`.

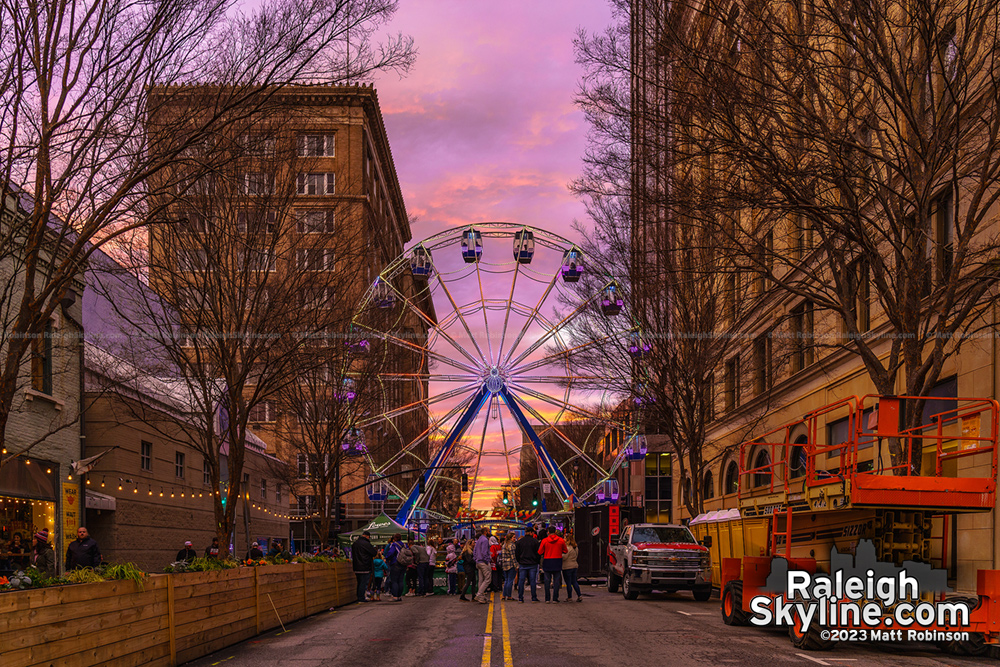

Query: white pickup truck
607;523;712;601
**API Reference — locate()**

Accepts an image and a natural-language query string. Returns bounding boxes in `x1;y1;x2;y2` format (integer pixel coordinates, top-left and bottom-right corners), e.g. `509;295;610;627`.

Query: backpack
397;546;414;567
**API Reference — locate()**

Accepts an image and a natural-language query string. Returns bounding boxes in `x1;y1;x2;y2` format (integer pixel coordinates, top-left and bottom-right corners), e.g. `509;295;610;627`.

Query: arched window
724;461;739;495
683;477;692;505
789;435;808;479
703;470;714;500
753;449;771;488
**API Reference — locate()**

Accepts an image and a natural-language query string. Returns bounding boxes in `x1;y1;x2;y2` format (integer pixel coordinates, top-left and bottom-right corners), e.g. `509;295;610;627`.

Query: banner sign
456;508;540;522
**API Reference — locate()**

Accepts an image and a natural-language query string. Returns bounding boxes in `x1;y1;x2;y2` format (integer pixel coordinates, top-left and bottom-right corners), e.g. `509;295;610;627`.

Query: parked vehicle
607;523;712;600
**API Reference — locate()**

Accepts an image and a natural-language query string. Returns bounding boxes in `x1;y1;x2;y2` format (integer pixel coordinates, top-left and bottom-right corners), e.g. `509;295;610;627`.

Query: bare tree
0;0;414;468
272;325;388;548
650;0;1000;473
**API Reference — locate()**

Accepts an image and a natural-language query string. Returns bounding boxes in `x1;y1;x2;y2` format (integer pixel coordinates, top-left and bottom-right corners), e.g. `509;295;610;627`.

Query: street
182;584;997;667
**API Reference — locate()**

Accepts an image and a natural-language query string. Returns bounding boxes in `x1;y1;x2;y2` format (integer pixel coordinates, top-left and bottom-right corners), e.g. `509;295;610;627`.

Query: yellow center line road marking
501;597;513;667
481;592;496;667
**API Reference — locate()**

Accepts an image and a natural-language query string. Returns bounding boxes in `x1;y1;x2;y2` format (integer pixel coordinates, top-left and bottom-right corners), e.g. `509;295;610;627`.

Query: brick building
0;188;86;575
82;250;289;571
143;84;430;550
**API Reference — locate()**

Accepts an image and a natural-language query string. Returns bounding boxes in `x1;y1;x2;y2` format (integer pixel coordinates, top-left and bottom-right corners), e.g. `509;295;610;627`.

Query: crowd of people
350;525;583;604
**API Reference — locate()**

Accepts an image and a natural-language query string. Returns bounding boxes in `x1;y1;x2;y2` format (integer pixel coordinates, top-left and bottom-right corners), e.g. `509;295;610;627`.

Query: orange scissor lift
711;394;1000;654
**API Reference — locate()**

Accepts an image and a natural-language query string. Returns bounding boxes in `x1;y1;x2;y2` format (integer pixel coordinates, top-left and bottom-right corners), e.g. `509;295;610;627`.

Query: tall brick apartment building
144;84;431;549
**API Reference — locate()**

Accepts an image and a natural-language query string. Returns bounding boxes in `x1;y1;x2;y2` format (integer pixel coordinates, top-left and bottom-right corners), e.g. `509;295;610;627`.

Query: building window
753;334;771;397
297;495;315;514
724;356;740;412
249;401;274;423
175;452;185;479
236;210;277;234
242;135;276;157
297;172;335;195
261;478;267;500
240;173;273;195
703;470;714;500
848;260;871;333
297;454;308;479
752;449;771;488
297;135;336;157
297;210;335;234
240;248;276;272
790;301;814;372
31;322;53;395
299;287;336;310
931;191;954;287
643;452;672;523
724;461;739;495
203;459;211;485
177;249;209;272
297;248;335;271
141;441;152;471
275;484;281;503
789;440;808;479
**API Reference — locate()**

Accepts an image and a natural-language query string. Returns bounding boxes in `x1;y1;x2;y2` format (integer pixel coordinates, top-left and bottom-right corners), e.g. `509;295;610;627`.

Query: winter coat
445;545;458;573
562;546;579;570
352;536;377;573
515;534;541;566
31;545;56;578
66;537;102;569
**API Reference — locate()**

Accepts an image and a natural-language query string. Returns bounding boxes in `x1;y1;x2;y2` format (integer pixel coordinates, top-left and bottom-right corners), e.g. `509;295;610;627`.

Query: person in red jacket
537;527;568;602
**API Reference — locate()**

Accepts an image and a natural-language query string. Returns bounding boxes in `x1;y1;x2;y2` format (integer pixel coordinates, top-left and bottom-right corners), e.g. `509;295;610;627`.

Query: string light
159;488;164;497
148;485;153;496
118;479;124;491
101;477;106;488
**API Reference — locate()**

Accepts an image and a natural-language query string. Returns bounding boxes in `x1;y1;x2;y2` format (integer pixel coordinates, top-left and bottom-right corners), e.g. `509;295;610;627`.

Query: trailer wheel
606;567;620;593
721;581;748;626
622;569;640;600
788;612;835;651
937;595;988;657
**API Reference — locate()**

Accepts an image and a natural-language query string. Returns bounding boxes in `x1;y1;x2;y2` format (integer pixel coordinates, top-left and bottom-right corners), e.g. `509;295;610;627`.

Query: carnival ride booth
0;457;58;577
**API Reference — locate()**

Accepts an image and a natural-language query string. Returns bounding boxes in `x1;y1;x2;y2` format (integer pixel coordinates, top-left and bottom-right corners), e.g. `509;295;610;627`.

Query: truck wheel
721;581;748;626
607;568;620;593
622;569;640;600
693;587;712;602
788;615;834;651
937;596;988;657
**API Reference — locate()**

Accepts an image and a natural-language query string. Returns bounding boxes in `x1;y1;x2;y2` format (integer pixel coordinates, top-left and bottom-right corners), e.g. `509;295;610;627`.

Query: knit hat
35;529;48;543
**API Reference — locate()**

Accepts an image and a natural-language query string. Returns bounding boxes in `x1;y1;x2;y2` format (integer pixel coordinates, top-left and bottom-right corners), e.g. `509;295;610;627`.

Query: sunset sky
370;1;618;509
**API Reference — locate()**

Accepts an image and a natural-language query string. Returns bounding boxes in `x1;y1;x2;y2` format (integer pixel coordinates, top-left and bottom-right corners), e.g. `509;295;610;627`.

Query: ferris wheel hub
484;365;506;394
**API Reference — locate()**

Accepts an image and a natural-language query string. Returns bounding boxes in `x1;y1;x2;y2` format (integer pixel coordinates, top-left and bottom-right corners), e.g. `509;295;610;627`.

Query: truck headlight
633;550;647;564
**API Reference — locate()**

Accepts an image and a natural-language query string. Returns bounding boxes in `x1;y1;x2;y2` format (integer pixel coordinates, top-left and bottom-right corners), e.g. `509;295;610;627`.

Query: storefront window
0;497;56;575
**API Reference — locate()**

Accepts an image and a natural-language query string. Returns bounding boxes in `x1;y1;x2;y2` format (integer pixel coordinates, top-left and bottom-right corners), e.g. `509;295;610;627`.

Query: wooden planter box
0;561;355;667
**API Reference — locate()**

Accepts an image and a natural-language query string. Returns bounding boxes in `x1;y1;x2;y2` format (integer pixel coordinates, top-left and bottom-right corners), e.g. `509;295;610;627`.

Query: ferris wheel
351;222;643;527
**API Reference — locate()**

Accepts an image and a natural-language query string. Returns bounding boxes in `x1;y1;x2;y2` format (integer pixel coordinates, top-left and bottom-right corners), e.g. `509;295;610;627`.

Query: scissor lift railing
848;395;999;510
737;395;1000;517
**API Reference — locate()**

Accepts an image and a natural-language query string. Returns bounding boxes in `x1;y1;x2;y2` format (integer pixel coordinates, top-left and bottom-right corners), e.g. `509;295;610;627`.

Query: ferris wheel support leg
395;386;491;526
499;386;576;504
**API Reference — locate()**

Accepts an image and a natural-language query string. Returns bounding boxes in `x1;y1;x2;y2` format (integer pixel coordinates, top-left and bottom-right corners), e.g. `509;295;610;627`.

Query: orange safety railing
736;395;1000;510
853;395;999;488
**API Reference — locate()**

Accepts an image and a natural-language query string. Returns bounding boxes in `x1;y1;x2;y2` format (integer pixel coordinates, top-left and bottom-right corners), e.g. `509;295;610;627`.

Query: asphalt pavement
182;583;998;667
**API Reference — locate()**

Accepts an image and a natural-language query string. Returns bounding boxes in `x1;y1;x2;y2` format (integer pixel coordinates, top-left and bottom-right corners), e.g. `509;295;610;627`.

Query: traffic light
461;473;469;492
531;491;539;507
418;475;426;493
502;491;509;505
337;502;346;519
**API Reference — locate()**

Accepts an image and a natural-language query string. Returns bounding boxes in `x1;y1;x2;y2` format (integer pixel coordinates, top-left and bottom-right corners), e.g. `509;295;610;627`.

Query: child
372;549;387;602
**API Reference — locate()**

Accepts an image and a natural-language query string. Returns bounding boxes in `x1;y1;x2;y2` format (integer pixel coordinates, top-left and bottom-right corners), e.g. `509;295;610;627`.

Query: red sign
608;505;620;536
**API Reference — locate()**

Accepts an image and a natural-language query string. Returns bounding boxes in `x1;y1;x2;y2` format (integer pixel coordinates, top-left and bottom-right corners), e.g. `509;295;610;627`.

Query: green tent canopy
339;512;411;547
